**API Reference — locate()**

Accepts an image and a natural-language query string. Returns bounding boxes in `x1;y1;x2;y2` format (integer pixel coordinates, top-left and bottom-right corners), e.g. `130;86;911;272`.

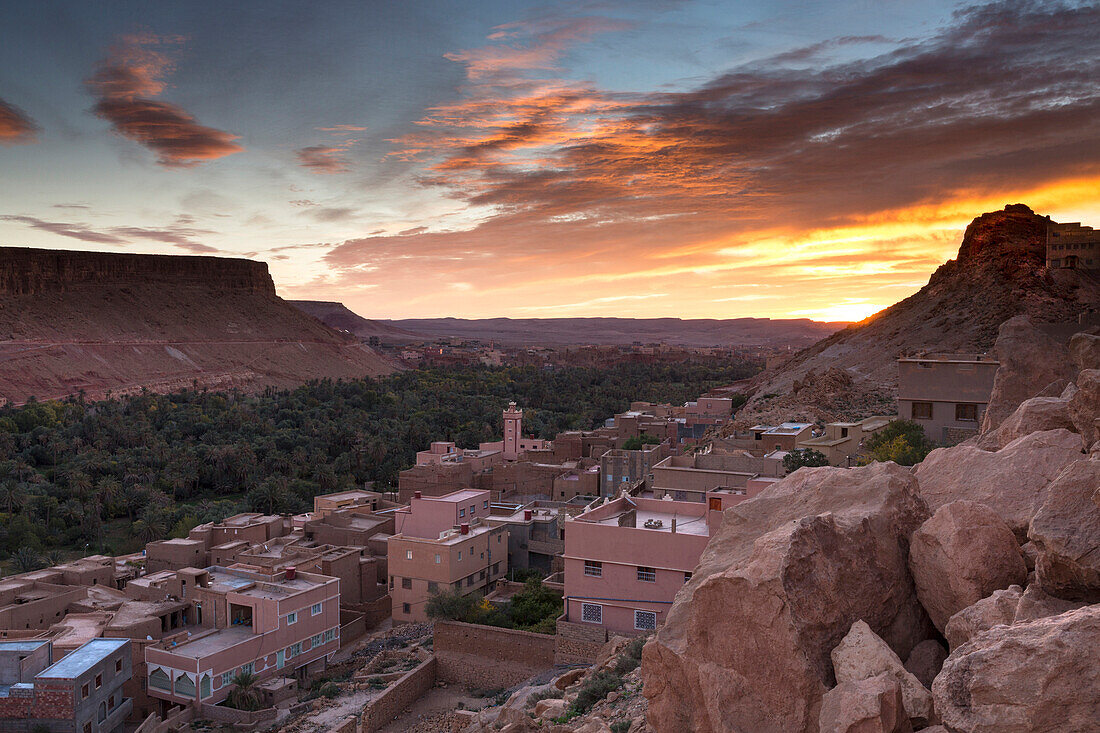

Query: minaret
503;401;522;460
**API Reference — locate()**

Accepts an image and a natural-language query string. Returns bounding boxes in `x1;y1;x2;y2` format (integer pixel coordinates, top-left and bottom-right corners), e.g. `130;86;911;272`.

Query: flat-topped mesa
0;246;277;297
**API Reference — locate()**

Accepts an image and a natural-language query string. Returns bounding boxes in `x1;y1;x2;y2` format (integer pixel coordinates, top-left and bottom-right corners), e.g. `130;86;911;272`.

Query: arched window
149;668;171;691
174;672;196;698
200;673;212;699
98;702;107;722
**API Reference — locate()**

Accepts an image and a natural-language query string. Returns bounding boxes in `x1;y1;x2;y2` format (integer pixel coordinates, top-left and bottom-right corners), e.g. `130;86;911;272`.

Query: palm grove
0;361;755;572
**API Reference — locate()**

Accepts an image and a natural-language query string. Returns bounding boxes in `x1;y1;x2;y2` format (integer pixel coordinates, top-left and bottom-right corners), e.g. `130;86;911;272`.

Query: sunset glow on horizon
1;1;1098;322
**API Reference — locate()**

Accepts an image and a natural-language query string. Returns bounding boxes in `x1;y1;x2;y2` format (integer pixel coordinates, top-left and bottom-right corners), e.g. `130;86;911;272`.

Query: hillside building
898;354;998;444
387;490;508;624
1046;221;1100;269
795;416;896;466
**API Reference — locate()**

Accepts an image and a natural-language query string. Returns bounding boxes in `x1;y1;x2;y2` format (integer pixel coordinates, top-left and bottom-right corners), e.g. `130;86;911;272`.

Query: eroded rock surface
909;500;1026;632
942;585;1022;650
980;316;1073;432
643;462;931;733
831;620;934;724
913;429;1082;537
932;607;1100;732
903;640;947;691
1028;459;1100;602
819;673;912;733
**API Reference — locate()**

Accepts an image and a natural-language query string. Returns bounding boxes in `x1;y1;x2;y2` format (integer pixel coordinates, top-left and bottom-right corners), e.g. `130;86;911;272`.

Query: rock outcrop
642;462;932;733
942;585;1022;650
980;316;1074;432
913;429;1083;538
1066;369;1100;447
908;500;1027;632
1028;459;1100;602
932;607;1100;732
819;674;912;733
974;396;1076;451
831;620;934;725
1068;331;1100;371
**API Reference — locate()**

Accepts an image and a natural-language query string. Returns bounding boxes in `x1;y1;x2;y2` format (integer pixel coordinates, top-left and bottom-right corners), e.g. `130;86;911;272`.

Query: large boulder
903;640;947;690
974;396;1075;451
1028;459;1100;602
913;429;1083;538
932;606;1100;732
942;585;1022;650
643;462;932;733
1066;370;1100;447
1013;583;1084;623
831;620;934;725
908;500;1026;632
1068;331;1100;371
980;317;1073;432
819;674;912;733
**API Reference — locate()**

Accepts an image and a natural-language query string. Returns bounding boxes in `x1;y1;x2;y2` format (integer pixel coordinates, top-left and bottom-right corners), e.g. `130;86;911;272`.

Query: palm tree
225;672;262;711
0;482;26;514
10;547;44;574
132;517;167;545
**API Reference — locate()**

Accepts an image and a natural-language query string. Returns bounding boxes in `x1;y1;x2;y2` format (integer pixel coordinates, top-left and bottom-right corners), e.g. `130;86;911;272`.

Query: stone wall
199;702;279;729
340;609;367;644
360;656;438;733
434;620;556;689
555;616;608;665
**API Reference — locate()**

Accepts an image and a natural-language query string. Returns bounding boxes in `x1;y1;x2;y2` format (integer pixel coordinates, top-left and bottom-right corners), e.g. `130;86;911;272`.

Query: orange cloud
86;34;242;167
0;97;39;144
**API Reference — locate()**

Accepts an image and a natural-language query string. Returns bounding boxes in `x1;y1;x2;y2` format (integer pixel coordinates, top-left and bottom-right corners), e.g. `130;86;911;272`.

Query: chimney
285;566;296;580
671;518;677;534
414;491;422;499
460;523;470;535
524;510;532;521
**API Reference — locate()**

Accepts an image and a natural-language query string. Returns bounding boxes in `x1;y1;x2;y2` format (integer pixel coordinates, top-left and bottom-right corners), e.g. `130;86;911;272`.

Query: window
221;672;232;687
956;403;978;422
402;603;411;614
84;724;91;733
470;504;476;515
492;562;500;575
684;572;693;583
459;508;465;518
427;581;438;592
435;554;441;564
912;402;933;420
457;551;462;561
402;577;412;589
389;575;394;589
292;643;302;656
200;674;211;699
467;576;475;586
708;497;722;511
581;603;603;624
634;610;658;631
95;674;102;689
325;629;335;642
483;500;489;508
287;612;297;625
242;662;254;676
637;566;656;583
312;633;323;647
497;534;501;543
149;669;170;691
311;602;322;616
584;560;602;578
82;683;90;699
116;658;123;673
406;549;413;560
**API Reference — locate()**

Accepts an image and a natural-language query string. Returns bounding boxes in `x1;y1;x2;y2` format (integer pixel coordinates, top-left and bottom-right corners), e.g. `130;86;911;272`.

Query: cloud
0;97;39;145
1;215;126;244
296;145;353;174
86;34;242;167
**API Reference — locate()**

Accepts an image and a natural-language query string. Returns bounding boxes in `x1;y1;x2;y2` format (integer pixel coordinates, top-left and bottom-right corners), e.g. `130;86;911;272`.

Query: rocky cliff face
733;205;1100;426
0;247;397;403
0;247;276;296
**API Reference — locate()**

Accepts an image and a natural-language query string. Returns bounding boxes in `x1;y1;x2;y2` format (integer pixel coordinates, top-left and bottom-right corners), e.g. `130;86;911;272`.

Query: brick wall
434;620;555;689
360;656;438;733
555;616;607;665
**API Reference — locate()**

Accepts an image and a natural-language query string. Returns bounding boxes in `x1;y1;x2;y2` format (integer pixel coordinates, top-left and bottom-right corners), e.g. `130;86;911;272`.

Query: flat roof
429;489;487;503
588;508;710;537
159;626;254;660
0;640;49;652
37;639;127;680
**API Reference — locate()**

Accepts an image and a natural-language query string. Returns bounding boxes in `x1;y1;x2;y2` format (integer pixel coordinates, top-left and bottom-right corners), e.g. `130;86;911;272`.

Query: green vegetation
571;671;623;714
621;433;661;450
613;636;646;676
612;722;631;733
0;361;755;563
860;419;936;466
426;577;563;634
782;448;830;472
526;688;564;708
224;672;262;711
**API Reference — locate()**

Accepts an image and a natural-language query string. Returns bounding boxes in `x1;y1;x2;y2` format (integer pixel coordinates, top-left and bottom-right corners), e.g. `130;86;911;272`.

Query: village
0;348;1005;733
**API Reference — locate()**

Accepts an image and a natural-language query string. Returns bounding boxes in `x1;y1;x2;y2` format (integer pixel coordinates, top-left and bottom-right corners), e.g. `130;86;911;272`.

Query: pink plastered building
143;566;339;714
563;495;720;635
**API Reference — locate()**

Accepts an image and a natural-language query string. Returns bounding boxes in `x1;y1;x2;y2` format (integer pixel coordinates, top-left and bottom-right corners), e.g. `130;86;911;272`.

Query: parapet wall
360;656;438;733
0;247;276;297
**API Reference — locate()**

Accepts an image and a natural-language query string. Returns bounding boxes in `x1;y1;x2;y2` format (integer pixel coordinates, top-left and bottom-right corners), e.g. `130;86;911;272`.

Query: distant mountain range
0;248;396;404
289;303;848;348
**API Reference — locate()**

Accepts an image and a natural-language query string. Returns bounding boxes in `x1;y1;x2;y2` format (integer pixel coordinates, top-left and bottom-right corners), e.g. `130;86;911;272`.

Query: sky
1;0;1098;322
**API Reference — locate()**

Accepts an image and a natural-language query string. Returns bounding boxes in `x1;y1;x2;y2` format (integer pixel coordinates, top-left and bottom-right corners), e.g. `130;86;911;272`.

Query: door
276;650;285;669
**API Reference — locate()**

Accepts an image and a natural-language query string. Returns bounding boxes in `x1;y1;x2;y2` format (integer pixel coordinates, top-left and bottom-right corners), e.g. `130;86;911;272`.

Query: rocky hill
290;300;423;340
0;247;397;404
733;205;1100;426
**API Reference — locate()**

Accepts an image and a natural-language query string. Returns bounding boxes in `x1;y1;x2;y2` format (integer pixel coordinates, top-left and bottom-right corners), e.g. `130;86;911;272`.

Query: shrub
861;420;935;466
572;671;623;714
613;636;646;676
319;682;339;698
526;688;563;708
612;722;631;733
782;448;830;472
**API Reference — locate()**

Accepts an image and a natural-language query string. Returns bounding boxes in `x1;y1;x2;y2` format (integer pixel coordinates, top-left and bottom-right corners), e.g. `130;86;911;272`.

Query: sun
806;301;887;323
